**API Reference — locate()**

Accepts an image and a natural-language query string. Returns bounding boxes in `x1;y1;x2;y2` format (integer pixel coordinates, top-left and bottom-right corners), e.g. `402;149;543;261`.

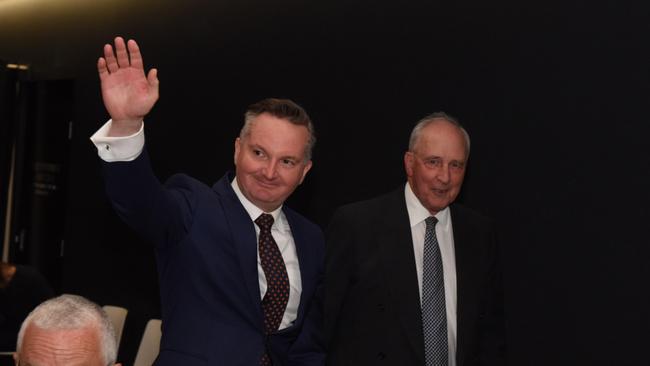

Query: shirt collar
404;182;450;228
231;177;283;227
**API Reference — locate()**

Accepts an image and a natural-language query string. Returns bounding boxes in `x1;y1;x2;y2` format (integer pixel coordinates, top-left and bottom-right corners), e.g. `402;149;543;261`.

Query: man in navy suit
90;37;324;365
325;113;505;365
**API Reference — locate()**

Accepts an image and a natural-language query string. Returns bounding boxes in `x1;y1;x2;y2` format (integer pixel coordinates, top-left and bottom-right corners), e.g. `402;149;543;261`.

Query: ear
234;137;241;165
298;160;313;184
404;151;414;177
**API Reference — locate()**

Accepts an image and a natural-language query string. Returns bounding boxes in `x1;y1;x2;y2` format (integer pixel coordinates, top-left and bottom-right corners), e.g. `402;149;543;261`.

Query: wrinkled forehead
413;120;468;159
244;115;311;157
20;325;104;366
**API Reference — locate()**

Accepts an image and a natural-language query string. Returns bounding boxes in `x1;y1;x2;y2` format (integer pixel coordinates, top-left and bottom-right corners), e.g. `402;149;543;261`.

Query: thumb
147;68;159;91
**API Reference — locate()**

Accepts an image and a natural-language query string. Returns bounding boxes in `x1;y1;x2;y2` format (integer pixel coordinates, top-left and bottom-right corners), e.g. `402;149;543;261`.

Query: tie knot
255;213;274;231
425;216;438;228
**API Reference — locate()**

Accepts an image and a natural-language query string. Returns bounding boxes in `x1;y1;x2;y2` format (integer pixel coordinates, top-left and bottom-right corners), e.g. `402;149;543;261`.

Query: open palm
98;37;159;129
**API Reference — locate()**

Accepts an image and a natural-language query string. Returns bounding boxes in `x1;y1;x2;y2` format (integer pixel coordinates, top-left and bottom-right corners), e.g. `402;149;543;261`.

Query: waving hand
97;37;159;136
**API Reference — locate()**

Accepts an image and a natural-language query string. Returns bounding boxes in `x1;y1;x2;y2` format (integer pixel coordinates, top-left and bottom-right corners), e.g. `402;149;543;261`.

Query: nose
436;165;451;184
262;160;278;180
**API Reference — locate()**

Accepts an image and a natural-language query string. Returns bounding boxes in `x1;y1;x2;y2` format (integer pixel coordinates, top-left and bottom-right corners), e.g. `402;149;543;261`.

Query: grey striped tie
422;216;448;366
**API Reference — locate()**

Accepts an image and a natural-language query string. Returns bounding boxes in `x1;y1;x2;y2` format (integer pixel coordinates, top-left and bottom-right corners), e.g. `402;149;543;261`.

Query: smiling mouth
432;188;447;195
255;178;278;188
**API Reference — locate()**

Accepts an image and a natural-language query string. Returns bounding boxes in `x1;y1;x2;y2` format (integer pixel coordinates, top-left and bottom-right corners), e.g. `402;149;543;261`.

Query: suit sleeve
479;222;507;365
101;148;197;249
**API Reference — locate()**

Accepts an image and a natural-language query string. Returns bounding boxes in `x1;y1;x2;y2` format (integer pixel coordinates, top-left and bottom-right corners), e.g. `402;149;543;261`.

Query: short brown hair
241;98;316;161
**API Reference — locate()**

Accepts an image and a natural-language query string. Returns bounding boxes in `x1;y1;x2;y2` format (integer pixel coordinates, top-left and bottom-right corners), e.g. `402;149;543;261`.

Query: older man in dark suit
90;37;324;366
325;113;505;366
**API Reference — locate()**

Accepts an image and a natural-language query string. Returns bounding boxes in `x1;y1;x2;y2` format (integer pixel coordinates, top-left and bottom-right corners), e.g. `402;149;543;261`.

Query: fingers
114;36;130;68
100;37;153;75
128;39;144;70
103;43;118;73
97;57;109;81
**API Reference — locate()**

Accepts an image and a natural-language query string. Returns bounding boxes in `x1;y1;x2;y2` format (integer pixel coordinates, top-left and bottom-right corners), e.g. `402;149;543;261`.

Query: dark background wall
1;0;649;364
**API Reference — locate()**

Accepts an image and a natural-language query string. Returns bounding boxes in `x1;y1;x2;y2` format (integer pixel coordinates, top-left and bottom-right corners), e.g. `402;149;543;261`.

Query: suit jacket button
377;352;386;360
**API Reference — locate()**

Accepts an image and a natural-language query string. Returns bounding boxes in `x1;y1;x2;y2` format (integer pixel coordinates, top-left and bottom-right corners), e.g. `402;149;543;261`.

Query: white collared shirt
405;183;457;366
231;179;302;329
90;119;301;329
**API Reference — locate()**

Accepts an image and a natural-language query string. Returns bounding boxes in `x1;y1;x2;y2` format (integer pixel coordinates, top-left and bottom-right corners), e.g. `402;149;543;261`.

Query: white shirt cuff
90;119;145;162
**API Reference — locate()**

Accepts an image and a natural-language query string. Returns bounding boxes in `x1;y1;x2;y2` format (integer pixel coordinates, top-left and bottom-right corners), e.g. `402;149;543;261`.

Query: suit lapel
214;173;264;325
379;189;426;365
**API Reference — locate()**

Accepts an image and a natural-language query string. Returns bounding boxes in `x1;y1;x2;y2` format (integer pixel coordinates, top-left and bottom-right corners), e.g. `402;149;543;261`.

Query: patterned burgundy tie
255;213;290;366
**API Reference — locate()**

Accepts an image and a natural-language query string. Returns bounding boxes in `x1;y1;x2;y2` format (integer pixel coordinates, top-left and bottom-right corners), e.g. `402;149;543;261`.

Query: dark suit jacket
324;187;505;366
102;150;325;366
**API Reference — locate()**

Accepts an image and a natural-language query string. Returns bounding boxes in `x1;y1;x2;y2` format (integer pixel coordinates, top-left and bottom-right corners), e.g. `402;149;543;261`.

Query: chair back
102;305;128;350
133;318;162;366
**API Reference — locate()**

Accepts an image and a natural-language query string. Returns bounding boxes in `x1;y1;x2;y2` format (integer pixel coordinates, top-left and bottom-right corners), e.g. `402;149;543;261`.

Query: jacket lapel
213;173;264;326
379;189;426;365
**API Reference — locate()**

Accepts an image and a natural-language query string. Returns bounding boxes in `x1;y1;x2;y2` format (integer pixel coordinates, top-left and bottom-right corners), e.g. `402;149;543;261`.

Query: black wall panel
1;1;649;364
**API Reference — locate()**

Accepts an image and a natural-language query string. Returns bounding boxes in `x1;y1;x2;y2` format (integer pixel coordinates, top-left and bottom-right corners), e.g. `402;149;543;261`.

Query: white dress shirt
231;180;302;329
405;183;457;366
90;119;302;329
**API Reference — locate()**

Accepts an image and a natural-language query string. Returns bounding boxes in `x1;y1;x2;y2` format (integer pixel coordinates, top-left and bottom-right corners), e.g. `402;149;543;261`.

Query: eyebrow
280;155;300;162
250;144;302;162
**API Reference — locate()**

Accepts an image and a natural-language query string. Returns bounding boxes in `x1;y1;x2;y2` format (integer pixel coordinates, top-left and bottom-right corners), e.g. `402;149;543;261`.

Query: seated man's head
14;294;120;366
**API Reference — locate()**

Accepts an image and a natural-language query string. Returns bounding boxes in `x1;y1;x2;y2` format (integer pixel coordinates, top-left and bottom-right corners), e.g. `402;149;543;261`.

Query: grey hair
408;111;471;156
16;294;117;365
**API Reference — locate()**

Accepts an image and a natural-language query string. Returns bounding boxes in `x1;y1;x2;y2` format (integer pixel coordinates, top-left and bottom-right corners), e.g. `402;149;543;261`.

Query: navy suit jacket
324;187;505;366
103;150;325;366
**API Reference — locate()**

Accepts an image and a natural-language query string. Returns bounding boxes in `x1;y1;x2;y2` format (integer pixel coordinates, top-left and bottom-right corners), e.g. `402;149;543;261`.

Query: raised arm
97;36;159;137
